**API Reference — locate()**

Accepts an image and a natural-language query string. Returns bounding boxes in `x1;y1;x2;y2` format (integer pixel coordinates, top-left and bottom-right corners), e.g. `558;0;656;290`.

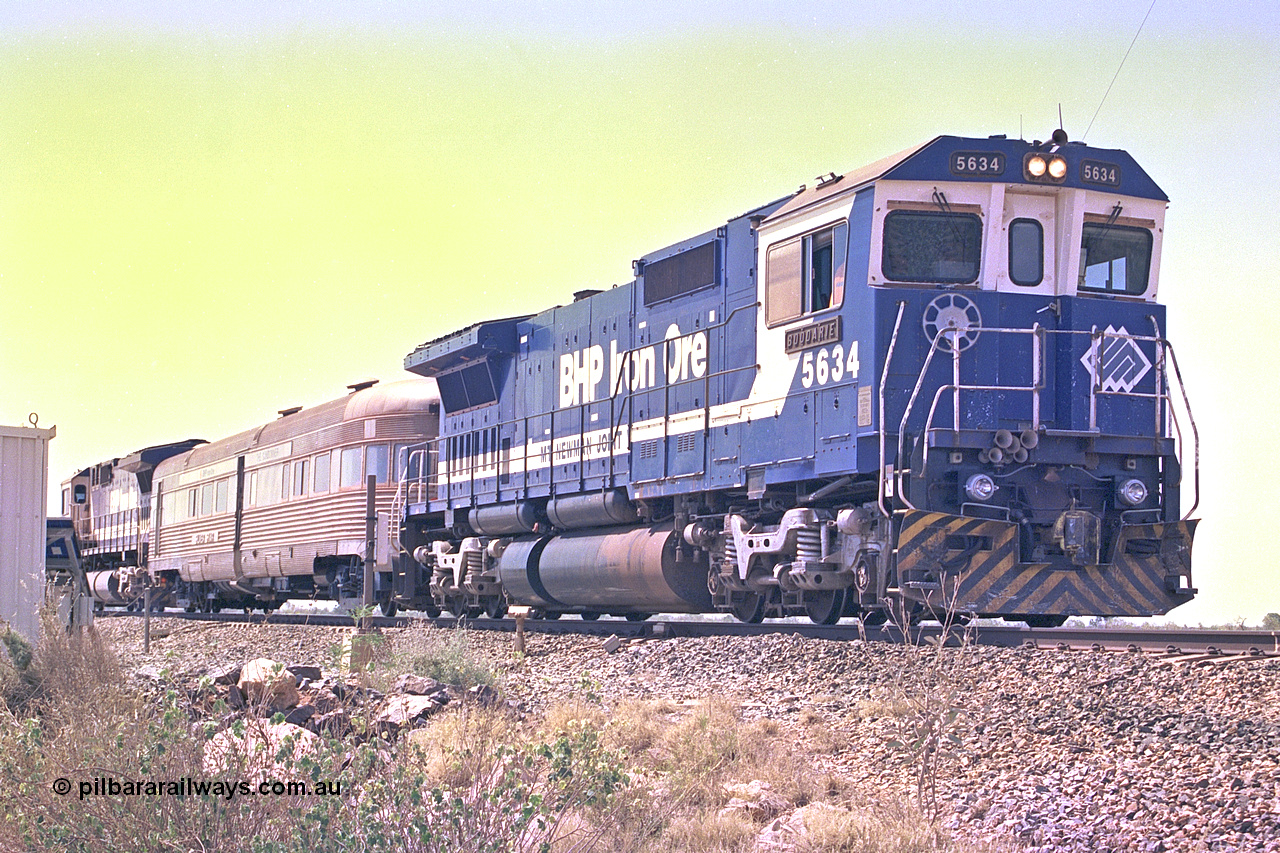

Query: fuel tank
496;524;711;612
87;570;129;606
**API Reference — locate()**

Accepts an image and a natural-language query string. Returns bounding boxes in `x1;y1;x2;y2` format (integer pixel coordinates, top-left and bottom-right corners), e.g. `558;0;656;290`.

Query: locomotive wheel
730;592;766;624
443;595;468;618
625;612;651;622
423;604;441;618
580;611;602;621
380;599;398;618
484;598;508;620
803;589;846;625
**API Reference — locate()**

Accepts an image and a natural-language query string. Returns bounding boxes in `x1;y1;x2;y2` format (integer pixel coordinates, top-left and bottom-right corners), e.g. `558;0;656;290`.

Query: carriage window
293;459;309;497
314;453;331;494
882;211;982;283
215;478;229;514
199;483;214;517
766;222;847;326
340;447;363;489
256;464;285;506
367;445;390;485
1079;223;1151;295
1009;219;1044;286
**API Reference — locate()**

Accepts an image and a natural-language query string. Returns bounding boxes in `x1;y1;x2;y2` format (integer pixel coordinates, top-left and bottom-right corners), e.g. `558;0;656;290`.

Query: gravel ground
94;616;1280;852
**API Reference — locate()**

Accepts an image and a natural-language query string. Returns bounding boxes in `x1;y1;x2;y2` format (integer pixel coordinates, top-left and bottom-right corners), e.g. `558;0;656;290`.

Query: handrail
878;302;907;517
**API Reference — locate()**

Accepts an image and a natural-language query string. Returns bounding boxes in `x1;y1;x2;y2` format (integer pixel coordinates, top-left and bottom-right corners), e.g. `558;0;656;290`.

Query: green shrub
1;627;33;671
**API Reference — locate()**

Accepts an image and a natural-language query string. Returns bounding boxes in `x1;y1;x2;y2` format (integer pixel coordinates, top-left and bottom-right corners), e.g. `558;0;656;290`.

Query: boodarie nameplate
785;316;842;354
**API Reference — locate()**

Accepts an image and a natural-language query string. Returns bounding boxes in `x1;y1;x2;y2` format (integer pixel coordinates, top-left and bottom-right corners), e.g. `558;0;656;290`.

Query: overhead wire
1083;0;1159;142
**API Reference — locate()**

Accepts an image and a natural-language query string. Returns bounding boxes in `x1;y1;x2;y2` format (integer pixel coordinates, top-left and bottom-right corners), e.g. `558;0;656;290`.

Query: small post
363;473;376;631
143;585;152;654
509;605;531;655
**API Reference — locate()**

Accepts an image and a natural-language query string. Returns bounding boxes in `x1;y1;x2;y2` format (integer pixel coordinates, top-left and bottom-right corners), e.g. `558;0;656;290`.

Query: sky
2;1;1277;625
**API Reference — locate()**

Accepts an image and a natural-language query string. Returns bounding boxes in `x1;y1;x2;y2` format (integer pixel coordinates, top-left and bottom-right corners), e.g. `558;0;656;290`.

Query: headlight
965;473;997;502
1117;478;1148;506
1024;152;1068;183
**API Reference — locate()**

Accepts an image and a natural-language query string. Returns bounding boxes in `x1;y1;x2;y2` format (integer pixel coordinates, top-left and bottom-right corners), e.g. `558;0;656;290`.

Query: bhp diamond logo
1080;325;1152;393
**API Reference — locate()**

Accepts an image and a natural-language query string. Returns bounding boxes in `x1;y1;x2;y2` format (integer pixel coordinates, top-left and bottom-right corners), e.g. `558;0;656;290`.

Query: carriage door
998;188;1056;296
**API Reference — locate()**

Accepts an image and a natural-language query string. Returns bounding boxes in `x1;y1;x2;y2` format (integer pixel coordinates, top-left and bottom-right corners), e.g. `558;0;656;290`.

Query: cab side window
766;222;847;326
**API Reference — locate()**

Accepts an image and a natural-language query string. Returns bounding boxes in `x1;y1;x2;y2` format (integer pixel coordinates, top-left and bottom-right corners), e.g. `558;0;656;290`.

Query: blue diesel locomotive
396;130;1199;625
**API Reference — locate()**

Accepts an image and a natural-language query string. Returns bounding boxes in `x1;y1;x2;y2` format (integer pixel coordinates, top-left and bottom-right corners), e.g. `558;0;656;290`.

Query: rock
211;664;242;686
718;780;790;821
203;720;320;782
755;802;847;852
284;704;316;727
309;709;353;738
376;694;444;728
287;665;322;682
238;658;300;710
395;673;446;696
226;683;245;710
467;684;500;706
309;686;342;714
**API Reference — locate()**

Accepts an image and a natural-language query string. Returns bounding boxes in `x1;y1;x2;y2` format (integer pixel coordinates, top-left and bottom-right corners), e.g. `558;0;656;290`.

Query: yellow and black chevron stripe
895;511;1197;617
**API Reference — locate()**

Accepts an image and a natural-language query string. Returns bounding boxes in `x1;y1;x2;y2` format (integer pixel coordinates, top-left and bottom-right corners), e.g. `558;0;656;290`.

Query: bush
390;625;497;690
2;627;33;671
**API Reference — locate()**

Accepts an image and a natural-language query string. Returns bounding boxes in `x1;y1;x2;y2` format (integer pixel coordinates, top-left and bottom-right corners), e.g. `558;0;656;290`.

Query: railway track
102;609;1280;658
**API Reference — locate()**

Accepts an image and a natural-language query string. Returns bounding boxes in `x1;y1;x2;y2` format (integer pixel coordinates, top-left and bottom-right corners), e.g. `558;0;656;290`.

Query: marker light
1047;156;1068;179
1117;478;1148;507
965;473;997;502
1026;155;1048;177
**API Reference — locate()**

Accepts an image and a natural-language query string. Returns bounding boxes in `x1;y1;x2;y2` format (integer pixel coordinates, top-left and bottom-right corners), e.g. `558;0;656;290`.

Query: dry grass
794;800;945;853
0;619;629;853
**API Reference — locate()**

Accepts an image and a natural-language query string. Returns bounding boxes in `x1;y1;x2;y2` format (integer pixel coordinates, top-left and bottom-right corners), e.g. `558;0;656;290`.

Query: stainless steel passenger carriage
150;379;439;612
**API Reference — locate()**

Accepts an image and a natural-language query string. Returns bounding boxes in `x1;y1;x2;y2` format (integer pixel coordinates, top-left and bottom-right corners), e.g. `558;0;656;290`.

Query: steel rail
101;610;1280;657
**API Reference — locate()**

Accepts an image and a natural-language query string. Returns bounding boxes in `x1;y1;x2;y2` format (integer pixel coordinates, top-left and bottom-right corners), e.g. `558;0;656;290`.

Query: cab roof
766;134;1167;224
